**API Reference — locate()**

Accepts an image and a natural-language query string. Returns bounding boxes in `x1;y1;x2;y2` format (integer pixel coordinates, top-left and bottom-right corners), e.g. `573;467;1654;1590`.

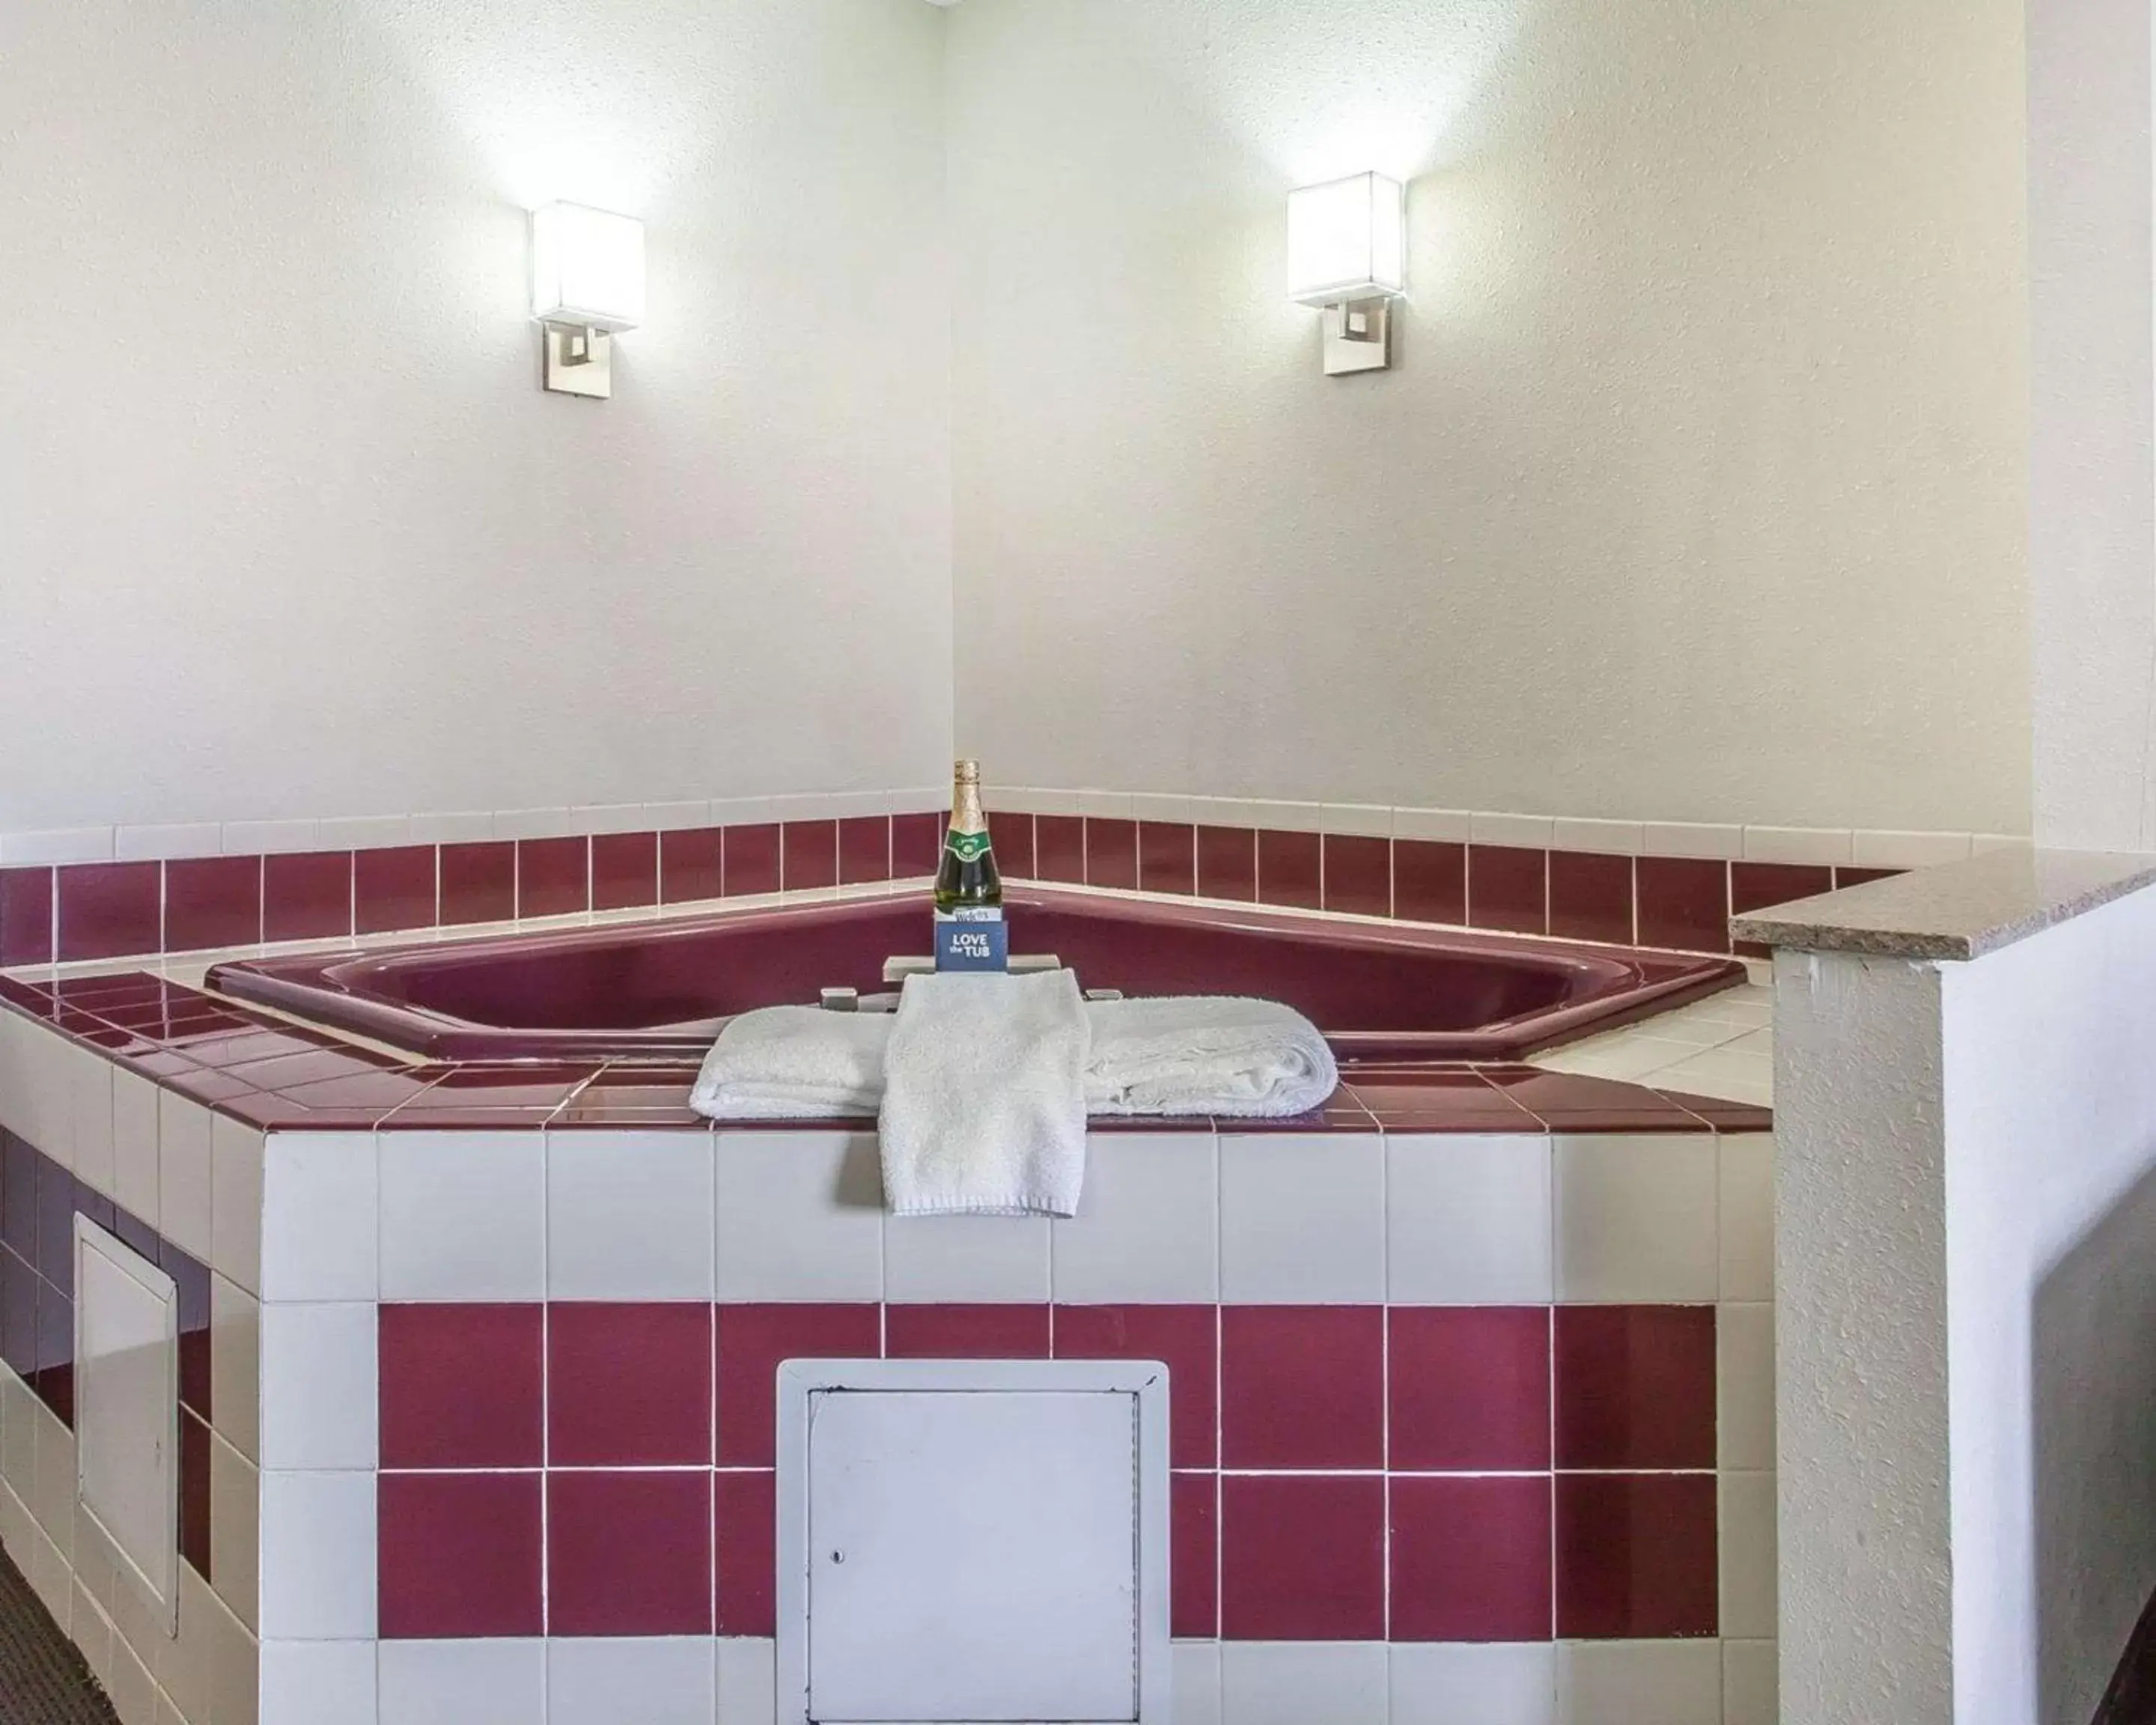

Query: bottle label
945;830;992;862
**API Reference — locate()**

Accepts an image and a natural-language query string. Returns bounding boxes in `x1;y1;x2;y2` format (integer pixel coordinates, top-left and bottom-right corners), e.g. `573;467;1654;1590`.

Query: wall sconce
1287;171;1405;377
530;202;646;400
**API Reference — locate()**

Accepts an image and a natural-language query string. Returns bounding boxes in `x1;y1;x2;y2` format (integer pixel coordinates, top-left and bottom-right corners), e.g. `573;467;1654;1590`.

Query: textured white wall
946;0;2031;833
0;0;952;832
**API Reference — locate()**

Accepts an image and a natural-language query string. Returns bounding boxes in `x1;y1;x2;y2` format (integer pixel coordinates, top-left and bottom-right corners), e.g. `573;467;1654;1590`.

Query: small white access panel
74;1215;180;1634
776;1358;1170;1725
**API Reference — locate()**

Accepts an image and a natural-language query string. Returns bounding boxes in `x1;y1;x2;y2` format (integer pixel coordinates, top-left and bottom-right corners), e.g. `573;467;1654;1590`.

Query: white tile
212;1114;267;1294
1721;1470;1779;1639
211;1604;264;1725
1970;833;2033;858
258;1303;377;1471
0;827;114;865
379;1639;543;1725
1553;1134;1718;1303
1741;826;1854;866
158;1091;216;1261
1172;1642;1222;1725
379;1132;545;1301
407;811;495;845
1470;812;1555;848
1657;1050;1772;1107
257;1470;374;1640
1219;1134;1386;1303
1188;796;1261;830
716;1637;776;1720
1849;830;1973;869
160;1566;219;1725
1555;1640;1720;1725
1390;1642;1559;1725
1321;804;1393;838
115;822;222;862
548;1131;715;1301
574;803;654;836
261;1134;379;1303
1390;807;1473;844
884;1213;1050;1303
69;1045;116;1199
488;806;581;842
1219;1642;1387;1725
1720;1132;1774;1300
1256;800;1327;833
0;1374;33;1504
1722;1640;1779;1725
713;1131;885;1303
1129;792;1195;824
108;1634;156;1725
261;1639;376;1725
223;820;320;857
711;794;787;826
1073;788;1136;820
1640;822;1744;861
71;1585;111;1694
25;1515;69;1631
1719;1300;1776;1470
316;815;410;850
548;1637;716;1725
210;1275;262;1464
1551;818;1642;857
210;1431;261;1631
31;1406;75;1558
112;1071;161;1227
644;800;713;833
1052;1132;1219;1303
1387;1135;1554;1304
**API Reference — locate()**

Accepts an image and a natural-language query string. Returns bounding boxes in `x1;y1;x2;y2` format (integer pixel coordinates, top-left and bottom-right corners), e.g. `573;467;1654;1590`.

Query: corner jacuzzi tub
206;889;1744;1065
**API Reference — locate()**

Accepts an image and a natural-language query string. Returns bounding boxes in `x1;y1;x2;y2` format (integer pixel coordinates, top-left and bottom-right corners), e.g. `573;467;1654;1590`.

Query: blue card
934;916;1011;972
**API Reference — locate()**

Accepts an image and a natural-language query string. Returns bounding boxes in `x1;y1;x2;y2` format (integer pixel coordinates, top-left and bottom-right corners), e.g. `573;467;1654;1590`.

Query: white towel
1084;995;1338;1117
879;968;1091;1217
689;1006;891;1120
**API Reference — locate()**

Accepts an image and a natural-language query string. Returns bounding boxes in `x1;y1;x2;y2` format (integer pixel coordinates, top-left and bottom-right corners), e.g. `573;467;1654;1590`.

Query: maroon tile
660;827;723;904
57;862;162;961
180;1409;213;1581
1344;1068;1543;1132
262;851;353;942
1390;1306;1551;1470
1479;1067;1708;1132
1393;840;1467;925
838;816;892;886
981;809;1033;879
1085;818;1139;891
715;1468;777;1635
894;812;945;877
1196;826;1258;902
1730;862;1833;916
1554;1305;1716;1470
354;846;436;934
1390;1475;1553;1641
781;821;838;892
723;824;781;897
156;857;258;954
517;837;588;918
1219;1474;1385;1640
1548;851;1633;946
1137;824;1196;895
439;842;515;925
591;831;659;910
28;1284;71;1424
1657;1089;1775;1133
1554;1473;1718;1638
378;1472;543;1640
1467;845;1547;936
1323;835;1392;918
1836;866;1902;889
1173;1473;1218;1637
548;1470;713;1637
1636;857;1730;955
0;868;53;967
379;1303;543;1468
1054;1304;1217;1468
1035;815;1085;885
716;1303;882;1465
549;1303;714;1467
1220;1305;1383;1470
1256;830;1322;911
884;1303;1050;1360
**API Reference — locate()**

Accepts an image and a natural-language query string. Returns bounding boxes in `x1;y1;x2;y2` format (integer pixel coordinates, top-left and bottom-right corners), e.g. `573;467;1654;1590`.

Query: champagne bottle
934;758;1003;913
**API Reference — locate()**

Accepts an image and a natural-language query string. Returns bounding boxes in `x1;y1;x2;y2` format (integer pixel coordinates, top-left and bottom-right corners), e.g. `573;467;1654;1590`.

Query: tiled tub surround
0;966;1779;1725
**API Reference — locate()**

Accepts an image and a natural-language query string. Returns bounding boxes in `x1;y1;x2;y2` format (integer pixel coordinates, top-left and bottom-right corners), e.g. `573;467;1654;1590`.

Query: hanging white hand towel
1084;995;1338;1117
689;1006;891;1121
879;967;1091;1217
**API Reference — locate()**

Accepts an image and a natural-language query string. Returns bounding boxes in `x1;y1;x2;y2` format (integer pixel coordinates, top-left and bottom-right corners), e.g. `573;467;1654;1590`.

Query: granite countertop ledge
1731;845;2156;961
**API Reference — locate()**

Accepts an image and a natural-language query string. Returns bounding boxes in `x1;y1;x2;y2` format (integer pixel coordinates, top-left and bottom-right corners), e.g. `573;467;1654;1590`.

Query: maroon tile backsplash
1084;818;1139;892
591;831;658;911
1255;829;1322;911
1390;1305;1552;1470
1553;1304;1717;1470
439;842;516;927
1392;840;1466;926
517;837;590;919
1137;823;1196;895
1468;845;1548;936
1390;1474;1554;1641
379;1471;545;1640
548;1470;713;1637
837;815;892;886
1636;857;1732;955
1548;851;1633;946
1553;1472;1719;1638
658;828;722;904
354;846;436;936
780;821;838;893
1322;835;1391;918
57;861;160;962
1034;815;1085;885
1195;826;1258;902
0;869;53;967
722;824;781;897
885;1302;1051;1360
1220;1474;1386;1640
262;851;353;943
162;856;261;953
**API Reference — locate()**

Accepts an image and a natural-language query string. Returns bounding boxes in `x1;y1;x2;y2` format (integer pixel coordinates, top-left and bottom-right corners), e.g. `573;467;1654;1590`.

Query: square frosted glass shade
1287;171;1405;305
531;202;646;332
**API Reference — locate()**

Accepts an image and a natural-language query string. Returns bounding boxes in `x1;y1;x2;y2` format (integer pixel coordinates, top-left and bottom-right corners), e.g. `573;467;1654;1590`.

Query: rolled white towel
690;1006;891;1121
1084;995;1338;1118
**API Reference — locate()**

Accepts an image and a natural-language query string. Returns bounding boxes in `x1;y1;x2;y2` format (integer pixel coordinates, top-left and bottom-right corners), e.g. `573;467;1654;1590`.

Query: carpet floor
0;1544;117;1725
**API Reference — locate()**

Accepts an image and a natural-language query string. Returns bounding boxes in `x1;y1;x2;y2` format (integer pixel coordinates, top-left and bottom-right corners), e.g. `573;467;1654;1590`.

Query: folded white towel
689;1006;891;1121
880;968;1091;1217
1084;995;1338;1117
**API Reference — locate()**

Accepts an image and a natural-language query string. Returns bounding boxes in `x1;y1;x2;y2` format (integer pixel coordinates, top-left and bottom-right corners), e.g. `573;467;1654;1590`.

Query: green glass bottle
934;758;1004;913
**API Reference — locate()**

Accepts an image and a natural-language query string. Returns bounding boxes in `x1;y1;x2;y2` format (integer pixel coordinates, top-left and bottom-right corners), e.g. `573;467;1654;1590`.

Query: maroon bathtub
204;889;1744;1065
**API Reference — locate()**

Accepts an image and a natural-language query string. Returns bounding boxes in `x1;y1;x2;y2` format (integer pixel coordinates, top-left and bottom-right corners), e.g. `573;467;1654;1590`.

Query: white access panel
74;1214;180;1634
776;1358;1171;1725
